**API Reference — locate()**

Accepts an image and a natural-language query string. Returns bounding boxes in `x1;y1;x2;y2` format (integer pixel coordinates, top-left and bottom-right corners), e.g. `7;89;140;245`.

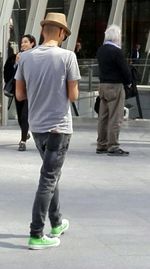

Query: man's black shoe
96;148;107;154
107;148;129;156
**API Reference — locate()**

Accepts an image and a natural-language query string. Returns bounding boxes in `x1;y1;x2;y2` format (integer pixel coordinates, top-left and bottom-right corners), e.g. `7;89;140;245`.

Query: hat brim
40;20;71;36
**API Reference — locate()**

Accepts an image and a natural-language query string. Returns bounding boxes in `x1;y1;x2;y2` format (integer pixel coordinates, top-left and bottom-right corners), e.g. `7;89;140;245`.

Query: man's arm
67;80;79;102
15;80;27;101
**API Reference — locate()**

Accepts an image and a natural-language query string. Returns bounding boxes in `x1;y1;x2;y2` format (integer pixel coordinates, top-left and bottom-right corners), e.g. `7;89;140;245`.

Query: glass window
123;0;149;58
77;0;111;58
123;0;150;84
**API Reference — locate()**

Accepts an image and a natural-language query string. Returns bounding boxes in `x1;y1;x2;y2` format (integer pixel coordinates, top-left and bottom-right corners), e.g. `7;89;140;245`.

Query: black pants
15;97;29;142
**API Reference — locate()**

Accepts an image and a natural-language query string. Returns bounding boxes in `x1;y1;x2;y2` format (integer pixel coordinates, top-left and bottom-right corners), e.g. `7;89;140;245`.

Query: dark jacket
131;48;140;63
4;54;17;83
97;44;131;85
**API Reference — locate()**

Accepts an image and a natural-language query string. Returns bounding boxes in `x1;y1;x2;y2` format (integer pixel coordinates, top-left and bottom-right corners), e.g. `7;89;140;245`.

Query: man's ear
60;28;66;39
59;28;63;38
40;27;44;38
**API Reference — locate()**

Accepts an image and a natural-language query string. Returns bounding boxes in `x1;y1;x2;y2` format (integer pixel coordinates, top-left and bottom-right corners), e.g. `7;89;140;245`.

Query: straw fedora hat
40;12;71;37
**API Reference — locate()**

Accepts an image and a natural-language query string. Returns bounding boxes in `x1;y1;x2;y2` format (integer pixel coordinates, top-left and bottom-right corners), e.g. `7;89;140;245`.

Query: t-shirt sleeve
67;52;81;81
14;58;24;81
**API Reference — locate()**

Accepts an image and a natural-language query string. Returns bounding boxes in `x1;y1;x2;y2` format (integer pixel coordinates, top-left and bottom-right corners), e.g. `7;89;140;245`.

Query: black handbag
124;84;138;99
3;77;15;97
124;65;139;99
94;96;100;114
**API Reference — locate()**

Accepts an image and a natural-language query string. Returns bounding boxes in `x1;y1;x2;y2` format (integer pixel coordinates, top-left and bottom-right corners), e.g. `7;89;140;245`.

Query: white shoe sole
28;240;60;250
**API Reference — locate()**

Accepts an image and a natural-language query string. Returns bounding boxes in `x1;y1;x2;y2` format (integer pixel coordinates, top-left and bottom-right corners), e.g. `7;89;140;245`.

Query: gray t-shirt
15;45;81;133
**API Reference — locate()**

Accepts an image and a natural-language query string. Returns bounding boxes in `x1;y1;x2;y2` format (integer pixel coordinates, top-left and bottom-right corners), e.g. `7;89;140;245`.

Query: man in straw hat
15;12;81;250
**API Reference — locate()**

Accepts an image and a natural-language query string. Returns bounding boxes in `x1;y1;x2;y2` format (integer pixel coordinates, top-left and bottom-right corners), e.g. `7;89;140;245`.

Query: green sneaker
28;235;60;250
50;219;69;237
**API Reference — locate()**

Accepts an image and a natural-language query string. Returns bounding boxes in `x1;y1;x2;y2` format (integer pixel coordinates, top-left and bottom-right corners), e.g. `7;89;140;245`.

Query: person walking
15;12;81;250
96;24;132;156
4;34;36;151
131;43;141;64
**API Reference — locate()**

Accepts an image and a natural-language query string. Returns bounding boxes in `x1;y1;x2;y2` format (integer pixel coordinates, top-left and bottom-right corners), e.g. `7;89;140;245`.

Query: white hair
104;24;121;46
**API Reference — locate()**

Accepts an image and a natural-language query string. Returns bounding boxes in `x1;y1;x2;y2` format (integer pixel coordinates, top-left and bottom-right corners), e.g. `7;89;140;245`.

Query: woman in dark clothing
4;34;36;151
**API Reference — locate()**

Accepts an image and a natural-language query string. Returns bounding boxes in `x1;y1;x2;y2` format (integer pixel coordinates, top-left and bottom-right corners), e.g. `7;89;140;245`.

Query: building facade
0;0;150;124
7;0;150;59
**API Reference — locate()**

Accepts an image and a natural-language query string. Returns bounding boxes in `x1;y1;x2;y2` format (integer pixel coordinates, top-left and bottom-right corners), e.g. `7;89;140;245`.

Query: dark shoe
107;148;129;156
27;133;30;140
18;142;26;151
96;148;107;154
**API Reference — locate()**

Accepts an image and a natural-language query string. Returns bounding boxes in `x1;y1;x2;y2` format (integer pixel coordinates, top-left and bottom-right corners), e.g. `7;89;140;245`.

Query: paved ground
0;118;150;269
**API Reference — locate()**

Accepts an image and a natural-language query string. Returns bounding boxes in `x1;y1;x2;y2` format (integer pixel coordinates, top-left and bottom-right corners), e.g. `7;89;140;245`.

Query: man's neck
42;39;59;47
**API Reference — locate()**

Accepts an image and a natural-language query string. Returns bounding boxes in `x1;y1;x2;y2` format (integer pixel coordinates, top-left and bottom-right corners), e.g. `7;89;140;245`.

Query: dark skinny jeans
30;132;71;238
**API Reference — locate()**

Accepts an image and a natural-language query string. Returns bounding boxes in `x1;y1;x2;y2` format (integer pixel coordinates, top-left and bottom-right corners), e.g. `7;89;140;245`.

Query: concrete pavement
0;118;150;269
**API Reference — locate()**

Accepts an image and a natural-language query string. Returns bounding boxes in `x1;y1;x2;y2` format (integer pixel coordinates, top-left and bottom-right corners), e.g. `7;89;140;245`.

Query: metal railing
74;58;150;118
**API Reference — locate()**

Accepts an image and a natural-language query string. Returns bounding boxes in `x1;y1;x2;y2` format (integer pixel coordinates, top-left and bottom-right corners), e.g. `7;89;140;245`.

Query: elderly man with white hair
96;24;132;156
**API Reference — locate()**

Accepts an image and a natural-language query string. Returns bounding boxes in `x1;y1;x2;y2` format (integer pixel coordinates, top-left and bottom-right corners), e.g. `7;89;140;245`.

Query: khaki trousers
97;83;125;151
